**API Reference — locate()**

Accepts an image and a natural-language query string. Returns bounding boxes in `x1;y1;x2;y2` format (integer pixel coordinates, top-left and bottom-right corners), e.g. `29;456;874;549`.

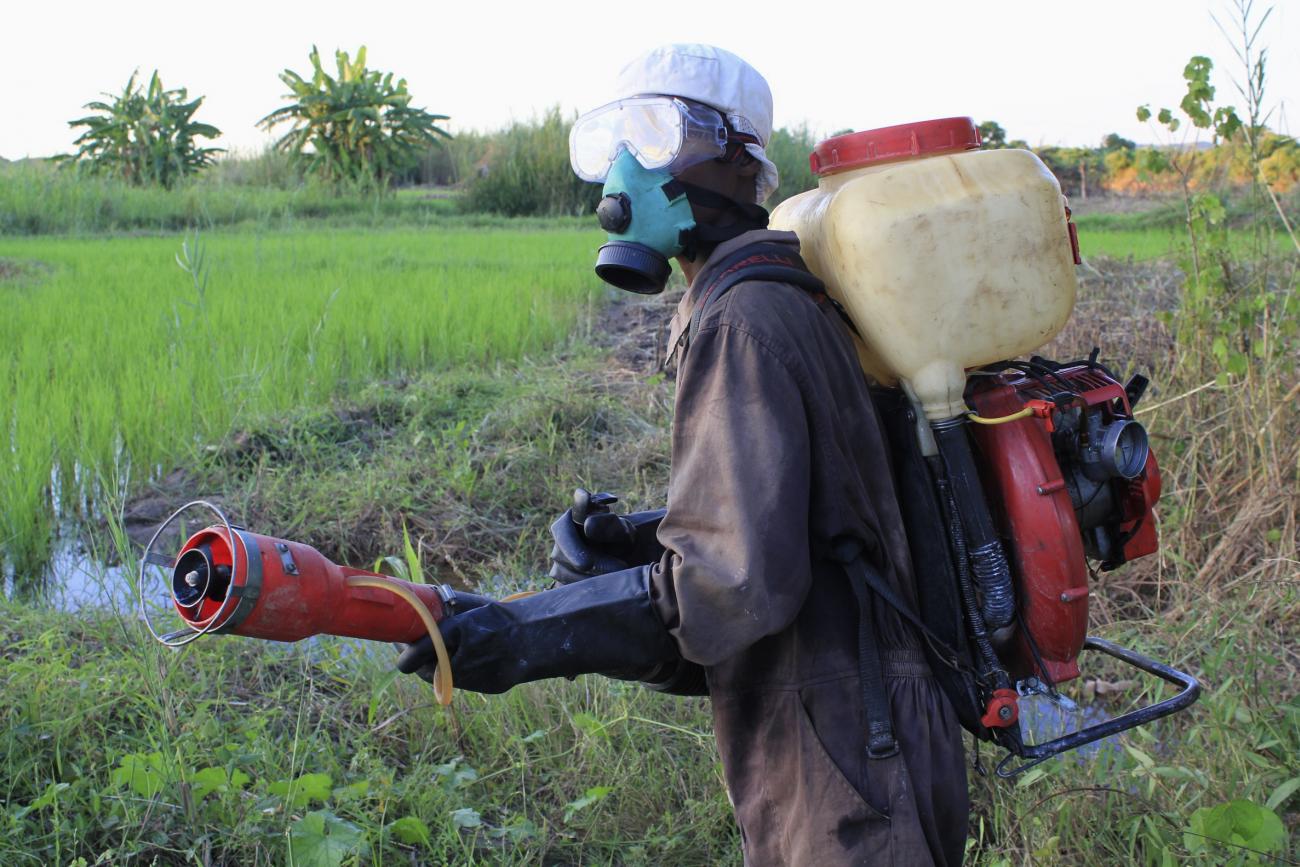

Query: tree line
54;46;1299;214
979;119;1298;200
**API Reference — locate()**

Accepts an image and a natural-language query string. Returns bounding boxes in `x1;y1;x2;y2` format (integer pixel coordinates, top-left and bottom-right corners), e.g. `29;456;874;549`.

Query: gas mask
593;150;696;293
571;96;771;294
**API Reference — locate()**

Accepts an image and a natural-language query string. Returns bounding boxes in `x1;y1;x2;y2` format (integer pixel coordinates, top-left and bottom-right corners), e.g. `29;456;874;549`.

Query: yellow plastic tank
770;117;1080;421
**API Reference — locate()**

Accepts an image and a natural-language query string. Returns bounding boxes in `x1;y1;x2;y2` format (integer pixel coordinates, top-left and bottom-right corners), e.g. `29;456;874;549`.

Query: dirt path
586;285;683;374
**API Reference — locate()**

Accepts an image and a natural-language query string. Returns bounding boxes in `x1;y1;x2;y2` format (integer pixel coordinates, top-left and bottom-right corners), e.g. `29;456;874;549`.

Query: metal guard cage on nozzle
138;500;251;647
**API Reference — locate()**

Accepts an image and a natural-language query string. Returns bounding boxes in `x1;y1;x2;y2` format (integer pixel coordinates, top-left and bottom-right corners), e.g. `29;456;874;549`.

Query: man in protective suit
398;44;969;866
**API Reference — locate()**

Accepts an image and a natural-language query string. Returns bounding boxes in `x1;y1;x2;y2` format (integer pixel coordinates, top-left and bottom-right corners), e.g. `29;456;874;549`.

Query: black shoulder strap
831;537;986;758
678;242;828;356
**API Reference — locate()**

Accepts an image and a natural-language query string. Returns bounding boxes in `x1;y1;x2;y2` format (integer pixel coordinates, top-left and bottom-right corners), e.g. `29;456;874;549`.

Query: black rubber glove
393;585;494;685
548;488;667;584
395;566;679;694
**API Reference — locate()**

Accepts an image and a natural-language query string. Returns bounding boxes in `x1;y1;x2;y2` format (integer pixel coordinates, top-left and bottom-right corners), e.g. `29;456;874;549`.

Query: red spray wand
139;501;455;703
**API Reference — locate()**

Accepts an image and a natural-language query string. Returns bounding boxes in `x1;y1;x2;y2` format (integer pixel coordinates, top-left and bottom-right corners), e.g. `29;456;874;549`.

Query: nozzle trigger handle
572;488;618;524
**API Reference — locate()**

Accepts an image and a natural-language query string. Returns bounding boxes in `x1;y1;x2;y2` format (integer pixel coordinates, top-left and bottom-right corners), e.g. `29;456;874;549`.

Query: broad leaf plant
63;70;223;187
260;46;451;189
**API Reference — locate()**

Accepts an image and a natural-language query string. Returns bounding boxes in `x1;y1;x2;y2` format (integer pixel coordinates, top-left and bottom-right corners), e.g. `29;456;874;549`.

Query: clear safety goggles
569;96;756;183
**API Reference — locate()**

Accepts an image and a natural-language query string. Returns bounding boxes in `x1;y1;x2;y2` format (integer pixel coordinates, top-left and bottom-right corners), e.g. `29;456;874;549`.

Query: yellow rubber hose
966;407;1034;425
500;590;540;603
345;575;454;706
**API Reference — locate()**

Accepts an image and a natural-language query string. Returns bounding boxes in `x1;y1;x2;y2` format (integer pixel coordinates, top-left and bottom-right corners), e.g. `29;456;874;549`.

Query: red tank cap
810;117;981;176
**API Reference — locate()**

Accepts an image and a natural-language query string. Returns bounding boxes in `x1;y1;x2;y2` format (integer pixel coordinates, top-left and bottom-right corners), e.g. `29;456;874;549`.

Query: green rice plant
0;162;615;236
1073;224;1288;261
0;224;605;577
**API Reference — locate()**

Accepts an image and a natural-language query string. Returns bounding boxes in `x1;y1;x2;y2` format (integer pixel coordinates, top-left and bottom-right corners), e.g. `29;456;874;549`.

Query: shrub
457;116;826;217
206;147;304;189
459;108;601;217
400;132;491;188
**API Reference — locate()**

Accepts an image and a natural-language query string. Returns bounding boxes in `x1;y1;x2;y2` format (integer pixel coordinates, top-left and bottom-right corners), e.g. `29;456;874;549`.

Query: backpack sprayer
771;117;1200;775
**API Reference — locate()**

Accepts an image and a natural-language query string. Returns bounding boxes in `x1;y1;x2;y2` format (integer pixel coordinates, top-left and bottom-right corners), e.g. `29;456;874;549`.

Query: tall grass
973;241;1300;863
204;147;304;189
986;42;1300;843
1074;223;1292;261
0;163;468;235
458;108;602;218
0;601;733;866
1;265;1294;863
0;225;605;576
1;354;728;866
456;110;827;217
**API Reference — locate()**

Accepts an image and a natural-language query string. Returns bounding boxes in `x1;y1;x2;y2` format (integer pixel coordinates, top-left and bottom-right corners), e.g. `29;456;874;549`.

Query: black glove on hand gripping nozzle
395;566;680;694
396;489;706;697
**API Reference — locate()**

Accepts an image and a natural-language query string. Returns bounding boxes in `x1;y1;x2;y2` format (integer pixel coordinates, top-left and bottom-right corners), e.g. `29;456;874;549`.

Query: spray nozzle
171;544;231;609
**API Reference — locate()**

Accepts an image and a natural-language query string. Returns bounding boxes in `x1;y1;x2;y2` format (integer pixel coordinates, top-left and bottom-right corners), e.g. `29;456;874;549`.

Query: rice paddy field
0;224;604;579
0;165;1296;865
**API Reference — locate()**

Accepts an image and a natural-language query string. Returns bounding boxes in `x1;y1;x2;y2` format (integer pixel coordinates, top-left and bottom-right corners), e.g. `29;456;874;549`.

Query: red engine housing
968;365;1161;684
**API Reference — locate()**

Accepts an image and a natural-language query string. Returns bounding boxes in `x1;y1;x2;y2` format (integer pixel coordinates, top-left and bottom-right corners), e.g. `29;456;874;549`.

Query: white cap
611;44;779;204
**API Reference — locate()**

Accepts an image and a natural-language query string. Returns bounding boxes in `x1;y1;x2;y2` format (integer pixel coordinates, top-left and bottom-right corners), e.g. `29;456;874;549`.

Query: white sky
2;0;1296;161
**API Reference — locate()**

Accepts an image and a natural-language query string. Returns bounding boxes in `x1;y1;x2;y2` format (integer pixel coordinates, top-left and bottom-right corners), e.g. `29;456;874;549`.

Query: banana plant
63;71;223;187
259;46;451;189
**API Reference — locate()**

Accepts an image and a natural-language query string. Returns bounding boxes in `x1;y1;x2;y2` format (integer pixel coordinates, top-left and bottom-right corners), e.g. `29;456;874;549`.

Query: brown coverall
649;229;969;866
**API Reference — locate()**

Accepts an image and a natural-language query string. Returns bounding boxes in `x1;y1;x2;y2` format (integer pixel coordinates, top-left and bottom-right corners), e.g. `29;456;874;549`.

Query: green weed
176;349;673;579
0;595;734;865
